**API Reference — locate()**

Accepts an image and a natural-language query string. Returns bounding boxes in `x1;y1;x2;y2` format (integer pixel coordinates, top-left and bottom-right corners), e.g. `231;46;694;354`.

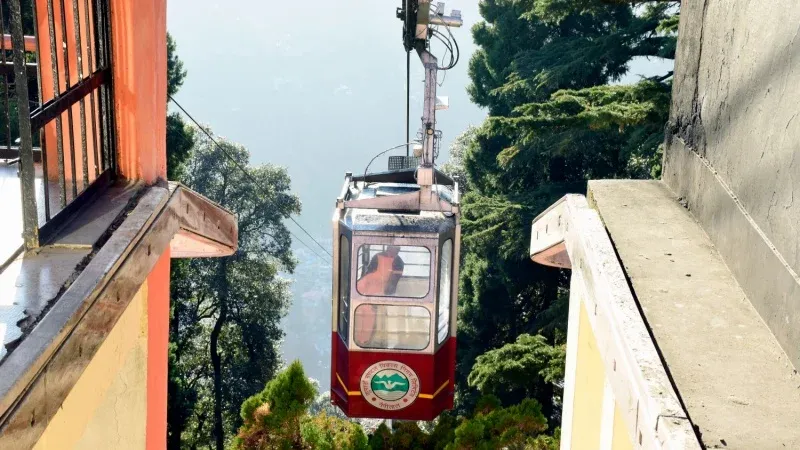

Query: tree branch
655;70;674;82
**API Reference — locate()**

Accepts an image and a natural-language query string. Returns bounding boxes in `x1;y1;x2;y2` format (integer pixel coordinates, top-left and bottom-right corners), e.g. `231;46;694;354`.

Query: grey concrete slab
589;179;800;450
50;181;141;247
665;139;800;373
0;247;89;360
0;180;144;361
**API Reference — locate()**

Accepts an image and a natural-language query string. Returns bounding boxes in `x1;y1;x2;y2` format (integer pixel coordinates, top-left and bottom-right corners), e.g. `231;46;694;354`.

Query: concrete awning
168;182;237;258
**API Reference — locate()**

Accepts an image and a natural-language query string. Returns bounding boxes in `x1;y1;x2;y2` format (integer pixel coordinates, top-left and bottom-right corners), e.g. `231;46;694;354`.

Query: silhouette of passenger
355;246;405;346
357;246;404;296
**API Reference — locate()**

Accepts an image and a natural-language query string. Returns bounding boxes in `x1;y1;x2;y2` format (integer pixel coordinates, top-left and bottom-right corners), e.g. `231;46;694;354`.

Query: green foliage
166;112;196;180
168;129;300;449
427;415;459;450
367;423;391;450
445;397;551;450
165;33;195;180
440;126;478;195
167;33;188;98
0;81;22;147
365;419;450;450
454;0;678;418
235;361;317;449
300;413;369;450
468;0;677;116
527;432;560;450
468;334;565;408
390;422;430;449
494;79;673;180
366;421;437;450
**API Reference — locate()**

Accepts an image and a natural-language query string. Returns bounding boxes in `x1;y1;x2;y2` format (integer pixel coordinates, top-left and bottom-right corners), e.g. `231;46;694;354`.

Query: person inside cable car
357;245;405;295
355;246;404;347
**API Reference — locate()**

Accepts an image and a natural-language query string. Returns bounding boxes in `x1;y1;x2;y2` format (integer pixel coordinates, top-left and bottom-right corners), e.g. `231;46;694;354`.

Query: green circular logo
360;361;420;410
370;369;410;401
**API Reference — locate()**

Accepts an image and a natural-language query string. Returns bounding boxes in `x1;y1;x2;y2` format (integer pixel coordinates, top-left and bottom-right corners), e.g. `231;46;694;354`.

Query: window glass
437;240;453;345
338;236;351;343
356;244;430;298
354;304;431;351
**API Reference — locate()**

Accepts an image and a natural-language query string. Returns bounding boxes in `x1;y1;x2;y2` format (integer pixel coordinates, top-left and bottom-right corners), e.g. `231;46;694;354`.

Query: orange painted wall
110;0;167;183
147;249;170;449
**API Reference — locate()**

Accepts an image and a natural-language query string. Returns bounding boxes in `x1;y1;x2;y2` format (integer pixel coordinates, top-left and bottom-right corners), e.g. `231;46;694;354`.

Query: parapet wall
663;0;800;367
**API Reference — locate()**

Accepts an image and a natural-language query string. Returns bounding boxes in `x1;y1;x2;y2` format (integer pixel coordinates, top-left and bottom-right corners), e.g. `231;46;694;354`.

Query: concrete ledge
589;179;800;449
531;195;699;450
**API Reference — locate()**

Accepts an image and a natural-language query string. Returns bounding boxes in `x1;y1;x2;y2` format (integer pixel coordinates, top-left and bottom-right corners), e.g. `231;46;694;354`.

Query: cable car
330;0;463;421
330;167;460;420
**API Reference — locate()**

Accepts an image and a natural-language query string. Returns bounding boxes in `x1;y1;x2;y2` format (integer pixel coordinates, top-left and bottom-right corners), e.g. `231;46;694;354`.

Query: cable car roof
342;182;456;235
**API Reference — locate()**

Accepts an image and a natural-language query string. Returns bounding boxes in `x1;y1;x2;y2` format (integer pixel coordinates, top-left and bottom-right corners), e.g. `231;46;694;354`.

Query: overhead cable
169;95;333;261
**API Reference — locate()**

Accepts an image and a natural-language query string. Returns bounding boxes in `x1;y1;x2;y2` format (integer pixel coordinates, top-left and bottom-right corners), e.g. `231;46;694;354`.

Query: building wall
31;250;171;450
147;250;171;449
569;302;606;448
33;279;149;449
562;295;634;450
33;0;169;184
11;0;173;447
111;0;168;183
531;195;700;448
663;0;800;368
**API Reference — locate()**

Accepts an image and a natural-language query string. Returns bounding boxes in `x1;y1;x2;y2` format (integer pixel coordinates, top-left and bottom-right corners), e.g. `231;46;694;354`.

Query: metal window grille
5;0;116;249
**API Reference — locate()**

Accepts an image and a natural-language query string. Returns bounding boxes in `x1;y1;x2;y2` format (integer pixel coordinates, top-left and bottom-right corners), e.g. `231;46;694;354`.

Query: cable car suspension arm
398;1;462;186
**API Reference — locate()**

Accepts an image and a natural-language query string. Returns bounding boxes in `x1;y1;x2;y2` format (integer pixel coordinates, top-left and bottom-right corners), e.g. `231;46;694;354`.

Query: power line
286;231;328;262
168;95;333;261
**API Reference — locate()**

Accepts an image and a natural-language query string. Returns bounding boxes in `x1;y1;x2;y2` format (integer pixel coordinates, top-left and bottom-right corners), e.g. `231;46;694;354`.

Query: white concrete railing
530;195;700;450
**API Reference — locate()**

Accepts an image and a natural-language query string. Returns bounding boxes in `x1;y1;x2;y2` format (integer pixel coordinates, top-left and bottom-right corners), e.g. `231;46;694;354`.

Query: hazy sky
167;1;672;240
167;0;486;241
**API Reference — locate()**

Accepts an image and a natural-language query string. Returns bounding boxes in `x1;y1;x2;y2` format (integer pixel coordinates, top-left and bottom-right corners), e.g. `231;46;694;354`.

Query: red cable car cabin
331;169;461;420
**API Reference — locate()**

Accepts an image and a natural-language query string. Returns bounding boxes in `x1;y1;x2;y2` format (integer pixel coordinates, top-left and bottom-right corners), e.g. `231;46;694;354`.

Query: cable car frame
331;169;461;420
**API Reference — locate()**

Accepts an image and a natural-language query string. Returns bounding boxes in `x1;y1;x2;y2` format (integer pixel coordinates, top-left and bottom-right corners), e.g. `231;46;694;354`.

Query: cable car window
355;244;431;298
354;304;431;350
338;236;351;343
437;239;453;345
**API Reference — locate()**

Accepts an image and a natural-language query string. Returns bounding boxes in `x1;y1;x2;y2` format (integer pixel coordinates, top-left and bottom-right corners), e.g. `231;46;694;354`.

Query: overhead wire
430;2;460;71
431;31;453;86
431;29;456;71
431;28;458;71
444;22;460;68
168;94;333;261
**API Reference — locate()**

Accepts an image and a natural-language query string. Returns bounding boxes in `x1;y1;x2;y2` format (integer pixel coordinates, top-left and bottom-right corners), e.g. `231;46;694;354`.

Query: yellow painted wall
570;301;606;449
34;282;149;450
611;404;634;450
566;300;636;450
